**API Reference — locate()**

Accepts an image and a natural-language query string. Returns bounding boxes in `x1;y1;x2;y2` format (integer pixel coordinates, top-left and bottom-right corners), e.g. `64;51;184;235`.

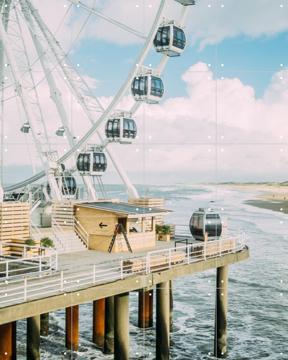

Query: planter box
157;234;171;242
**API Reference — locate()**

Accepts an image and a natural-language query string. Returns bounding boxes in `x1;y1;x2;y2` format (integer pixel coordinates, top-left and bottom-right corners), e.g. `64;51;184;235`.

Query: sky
1;0;288;185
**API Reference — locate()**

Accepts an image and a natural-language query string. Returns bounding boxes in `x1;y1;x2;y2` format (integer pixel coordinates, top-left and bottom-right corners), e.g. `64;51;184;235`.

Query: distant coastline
219;182;288;214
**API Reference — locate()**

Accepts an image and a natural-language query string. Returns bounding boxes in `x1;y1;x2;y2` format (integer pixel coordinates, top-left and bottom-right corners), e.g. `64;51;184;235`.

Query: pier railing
0;243;58;279
0;238;246;308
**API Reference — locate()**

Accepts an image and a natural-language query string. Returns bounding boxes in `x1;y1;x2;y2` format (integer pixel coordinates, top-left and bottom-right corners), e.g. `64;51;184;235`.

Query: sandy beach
220;183;288;214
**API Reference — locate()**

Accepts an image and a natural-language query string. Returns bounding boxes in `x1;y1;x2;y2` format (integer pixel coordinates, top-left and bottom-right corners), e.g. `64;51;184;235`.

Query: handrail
74;218;89;247
0;238;247;308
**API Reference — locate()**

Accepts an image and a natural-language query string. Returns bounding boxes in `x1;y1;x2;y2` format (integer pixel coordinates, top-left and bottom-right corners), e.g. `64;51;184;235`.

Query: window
151;76;164;97
173;26;186;49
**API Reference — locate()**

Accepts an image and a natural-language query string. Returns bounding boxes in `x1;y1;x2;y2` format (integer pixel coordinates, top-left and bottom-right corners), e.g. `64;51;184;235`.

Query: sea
15;184;288;359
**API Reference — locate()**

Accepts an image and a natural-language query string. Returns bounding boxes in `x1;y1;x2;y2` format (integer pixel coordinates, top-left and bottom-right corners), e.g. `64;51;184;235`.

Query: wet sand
245;199;288;214
219;182;288;214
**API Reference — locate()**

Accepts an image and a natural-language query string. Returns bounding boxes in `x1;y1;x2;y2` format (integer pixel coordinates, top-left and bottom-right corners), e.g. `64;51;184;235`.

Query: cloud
103;62;288;182
32;0;288;49
187;0;288;48
3;61;288;182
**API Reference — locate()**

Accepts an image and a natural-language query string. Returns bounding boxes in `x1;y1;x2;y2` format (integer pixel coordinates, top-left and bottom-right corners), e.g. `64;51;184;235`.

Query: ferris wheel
0;0;195;204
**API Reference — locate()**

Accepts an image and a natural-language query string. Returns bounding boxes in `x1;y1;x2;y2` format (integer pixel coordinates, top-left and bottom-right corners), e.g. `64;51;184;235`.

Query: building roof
77;201;170;217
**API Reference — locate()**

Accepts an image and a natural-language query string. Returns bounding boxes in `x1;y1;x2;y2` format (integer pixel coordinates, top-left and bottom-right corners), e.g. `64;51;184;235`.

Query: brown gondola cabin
74;202;169;253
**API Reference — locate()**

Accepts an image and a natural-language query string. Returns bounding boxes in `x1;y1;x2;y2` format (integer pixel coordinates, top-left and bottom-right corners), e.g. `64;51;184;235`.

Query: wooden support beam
93;299;105;348
0;322;16;360
66;305;79;352
138;289;153;328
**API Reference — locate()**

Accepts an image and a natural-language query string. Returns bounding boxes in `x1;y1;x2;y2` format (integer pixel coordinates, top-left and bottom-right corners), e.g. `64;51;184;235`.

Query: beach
219;183;288;214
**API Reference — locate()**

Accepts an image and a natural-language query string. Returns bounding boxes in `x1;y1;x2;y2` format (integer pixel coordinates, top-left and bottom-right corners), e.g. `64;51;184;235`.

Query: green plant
156;224;171;235
25;238;36;247
40;237;54;248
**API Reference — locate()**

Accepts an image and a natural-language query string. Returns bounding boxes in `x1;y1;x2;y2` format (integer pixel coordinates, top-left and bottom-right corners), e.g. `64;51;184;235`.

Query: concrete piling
214;266;228;358
27;315;40;360
138;289;153;328
104;296;114;354
169;281;173;331
93;299;105;348
114;293;129;360
0;322;16;360
66;305;79;352
40;313;49;336
156;282;170;360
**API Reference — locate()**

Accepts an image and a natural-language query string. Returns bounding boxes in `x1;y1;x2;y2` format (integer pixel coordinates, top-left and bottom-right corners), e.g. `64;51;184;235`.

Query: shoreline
244;199;288;214
219;183;288;214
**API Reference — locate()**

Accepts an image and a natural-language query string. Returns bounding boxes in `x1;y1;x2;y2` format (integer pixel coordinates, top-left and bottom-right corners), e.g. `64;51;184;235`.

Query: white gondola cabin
175;0;196;5
56;126;65;137
20;122;30;134
131;68;164;104
189;208;222;241
105;113;137;144
76;149;107;176
47;174;77;198
154;21;186;56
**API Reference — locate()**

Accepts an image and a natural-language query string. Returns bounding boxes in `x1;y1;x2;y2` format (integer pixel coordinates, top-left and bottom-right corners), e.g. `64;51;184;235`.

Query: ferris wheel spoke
3;0;193;200
19;0;75;150
0;13;46;168
68;0;146;40
13;5;51;151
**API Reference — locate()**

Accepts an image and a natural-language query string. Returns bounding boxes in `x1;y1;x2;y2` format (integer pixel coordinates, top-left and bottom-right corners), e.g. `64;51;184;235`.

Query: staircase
30;200;88;253
31;225;87;253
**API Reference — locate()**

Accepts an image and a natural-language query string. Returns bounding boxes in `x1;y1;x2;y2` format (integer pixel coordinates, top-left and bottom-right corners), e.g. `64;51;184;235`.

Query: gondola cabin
76;149;107;176
105;114;137;144
20;122;30;134
189;208;222;241
61;175;77;197
131;69;164;104
55;126;65;137
74;202;170;252
47;175;77;198
154;21;186;56
175;0;196;5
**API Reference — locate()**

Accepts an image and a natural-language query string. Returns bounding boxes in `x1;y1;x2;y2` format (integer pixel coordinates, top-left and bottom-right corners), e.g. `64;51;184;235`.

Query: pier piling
27;315;40;360
169;281;173;331
138;289;153;328
0;322;16;360
104;296;114;354
214;266;228;358
156;282;170;360
65;305;79;352
115;293;129;360
40;313;49;336
93;299;105;348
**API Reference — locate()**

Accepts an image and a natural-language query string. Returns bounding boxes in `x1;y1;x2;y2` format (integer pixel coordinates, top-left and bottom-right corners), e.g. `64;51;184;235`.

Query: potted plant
156;224;171;242
24;238;36;257
40;237;55;255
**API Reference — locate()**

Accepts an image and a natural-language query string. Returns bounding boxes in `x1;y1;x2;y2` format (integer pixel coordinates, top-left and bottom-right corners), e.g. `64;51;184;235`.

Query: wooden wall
75;206;156;252
0;202;30;243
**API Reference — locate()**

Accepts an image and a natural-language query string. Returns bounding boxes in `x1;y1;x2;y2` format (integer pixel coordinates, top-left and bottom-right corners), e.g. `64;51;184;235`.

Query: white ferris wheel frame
0;0;190;201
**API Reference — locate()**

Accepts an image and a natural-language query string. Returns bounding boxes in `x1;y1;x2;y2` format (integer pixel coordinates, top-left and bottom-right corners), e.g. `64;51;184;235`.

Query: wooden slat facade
0;202;30;243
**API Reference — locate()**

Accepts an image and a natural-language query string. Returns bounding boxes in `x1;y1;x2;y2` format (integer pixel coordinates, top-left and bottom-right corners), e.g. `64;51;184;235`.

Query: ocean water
15;185;288;359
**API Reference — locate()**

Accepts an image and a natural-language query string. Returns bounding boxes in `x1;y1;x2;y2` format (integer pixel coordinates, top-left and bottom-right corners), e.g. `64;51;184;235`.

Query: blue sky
71;30;288;99
2;0;288;184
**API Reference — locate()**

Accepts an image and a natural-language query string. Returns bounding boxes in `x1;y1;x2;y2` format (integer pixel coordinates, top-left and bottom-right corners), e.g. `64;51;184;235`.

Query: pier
0;238;249;359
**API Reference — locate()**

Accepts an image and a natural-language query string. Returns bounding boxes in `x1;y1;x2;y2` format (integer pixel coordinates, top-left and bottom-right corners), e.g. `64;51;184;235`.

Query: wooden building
0;202;30;243
74;202;169;252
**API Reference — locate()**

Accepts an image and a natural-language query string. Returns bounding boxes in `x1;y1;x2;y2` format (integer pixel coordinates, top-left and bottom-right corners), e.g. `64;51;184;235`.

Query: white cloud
188;0;288;48
32;0;288;49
